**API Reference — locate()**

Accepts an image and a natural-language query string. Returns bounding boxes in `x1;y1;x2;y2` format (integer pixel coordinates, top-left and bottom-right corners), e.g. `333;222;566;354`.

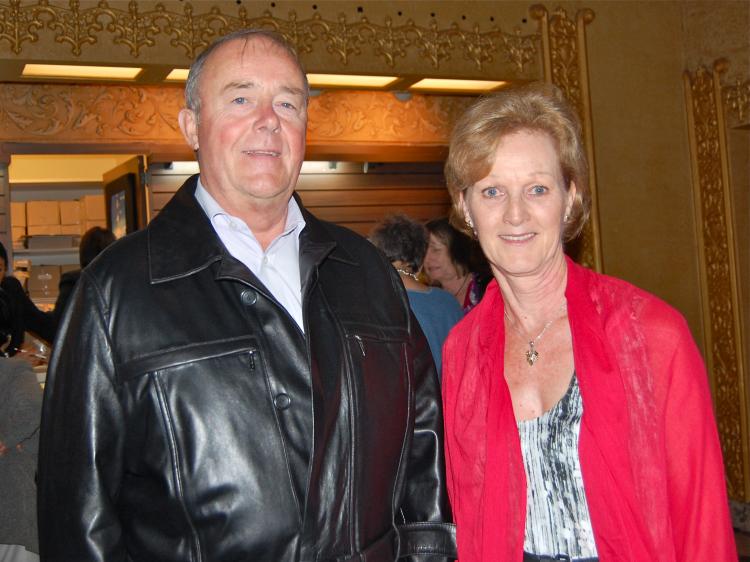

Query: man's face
179;37;307;213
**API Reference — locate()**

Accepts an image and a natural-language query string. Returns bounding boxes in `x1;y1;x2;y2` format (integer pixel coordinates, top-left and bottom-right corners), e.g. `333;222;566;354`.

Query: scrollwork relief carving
685;63;748;500
0;0;539;72
307;91;473;143
0;83;183;141
0;83;473;148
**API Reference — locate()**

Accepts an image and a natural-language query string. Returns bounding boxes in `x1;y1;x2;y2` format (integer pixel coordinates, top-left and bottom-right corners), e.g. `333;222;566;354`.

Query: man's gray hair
184;29;309;117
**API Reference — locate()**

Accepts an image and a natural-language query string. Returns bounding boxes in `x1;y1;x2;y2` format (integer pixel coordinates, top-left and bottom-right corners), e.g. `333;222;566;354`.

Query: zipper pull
248;350;256;370
353;335;366;357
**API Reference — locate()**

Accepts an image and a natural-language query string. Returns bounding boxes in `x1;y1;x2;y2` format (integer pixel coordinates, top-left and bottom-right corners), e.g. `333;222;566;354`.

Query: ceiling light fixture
409;78;507;93
165;68;190;82
22;64;143;80
306;74;399;89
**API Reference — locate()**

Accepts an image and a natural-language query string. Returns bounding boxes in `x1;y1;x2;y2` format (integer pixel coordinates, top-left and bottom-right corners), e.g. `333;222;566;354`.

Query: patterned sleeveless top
517;374;598;558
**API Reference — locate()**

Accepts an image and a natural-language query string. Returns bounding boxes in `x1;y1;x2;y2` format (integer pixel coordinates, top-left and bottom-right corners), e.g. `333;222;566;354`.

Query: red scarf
442;258;735;561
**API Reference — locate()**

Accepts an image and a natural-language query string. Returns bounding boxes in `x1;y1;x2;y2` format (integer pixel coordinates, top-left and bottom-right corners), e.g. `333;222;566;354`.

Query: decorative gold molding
684;60;750;501
0;82;473;151
724;75;750;127
531;5;602;273
308;91;473;143
0;83;183;142
0;0;540;73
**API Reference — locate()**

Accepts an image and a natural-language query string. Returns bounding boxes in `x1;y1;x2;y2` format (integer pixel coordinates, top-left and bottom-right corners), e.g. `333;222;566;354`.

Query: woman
370;214;463;376
424;218;488;312
441;82;735;561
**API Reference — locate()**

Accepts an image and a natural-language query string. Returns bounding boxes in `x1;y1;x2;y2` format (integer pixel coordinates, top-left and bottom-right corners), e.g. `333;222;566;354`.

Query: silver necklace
504;301;567;366
396;268;419;281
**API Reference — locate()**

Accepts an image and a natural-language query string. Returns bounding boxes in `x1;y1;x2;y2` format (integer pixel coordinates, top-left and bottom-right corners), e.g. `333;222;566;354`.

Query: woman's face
423;233;460;284
460;129;574;279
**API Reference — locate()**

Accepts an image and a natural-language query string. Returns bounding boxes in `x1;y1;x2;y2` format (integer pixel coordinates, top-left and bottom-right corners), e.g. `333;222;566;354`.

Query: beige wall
585;1;702;340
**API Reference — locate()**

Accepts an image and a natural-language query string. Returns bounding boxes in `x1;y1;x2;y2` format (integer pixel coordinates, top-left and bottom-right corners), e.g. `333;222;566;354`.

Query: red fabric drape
442;258;736;562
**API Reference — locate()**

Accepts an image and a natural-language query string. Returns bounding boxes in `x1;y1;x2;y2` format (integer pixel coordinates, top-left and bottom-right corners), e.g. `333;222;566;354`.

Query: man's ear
178;108;199;151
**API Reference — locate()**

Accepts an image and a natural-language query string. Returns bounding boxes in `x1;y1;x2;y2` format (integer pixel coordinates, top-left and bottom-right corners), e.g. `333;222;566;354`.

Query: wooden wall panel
146;165;452;234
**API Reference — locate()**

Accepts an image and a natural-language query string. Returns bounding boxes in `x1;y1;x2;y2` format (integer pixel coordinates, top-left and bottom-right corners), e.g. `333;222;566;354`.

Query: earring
564;212;570;223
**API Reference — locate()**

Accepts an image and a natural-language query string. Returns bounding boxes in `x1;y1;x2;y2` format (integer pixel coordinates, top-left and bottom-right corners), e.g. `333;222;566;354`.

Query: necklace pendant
525;343;539;366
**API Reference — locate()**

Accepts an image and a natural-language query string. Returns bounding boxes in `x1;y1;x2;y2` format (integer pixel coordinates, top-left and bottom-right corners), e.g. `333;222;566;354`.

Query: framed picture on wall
104;173;138;239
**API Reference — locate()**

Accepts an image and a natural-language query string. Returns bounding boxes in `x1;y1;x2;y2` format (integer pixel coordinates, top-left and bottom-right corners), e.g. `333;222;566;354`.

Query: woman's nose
503;193;527;225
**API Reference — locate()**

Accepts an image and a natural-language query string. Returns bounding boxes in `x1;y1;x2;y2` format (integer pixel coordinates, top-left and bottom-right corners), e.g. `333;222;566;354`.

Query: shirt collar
194;177;306;239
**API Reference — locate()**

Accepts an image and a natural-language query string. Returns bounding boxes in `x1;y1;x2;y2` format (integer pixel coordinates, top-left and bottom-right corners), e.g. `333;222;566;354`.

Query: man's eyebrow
219;82;305;98
221;81;257;93
282;86;306;97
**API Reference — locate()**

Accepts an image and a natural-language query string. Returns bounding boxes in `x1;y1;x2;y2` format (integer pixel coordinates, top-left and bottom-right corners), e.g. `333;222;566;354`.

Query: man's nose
255;100;281;132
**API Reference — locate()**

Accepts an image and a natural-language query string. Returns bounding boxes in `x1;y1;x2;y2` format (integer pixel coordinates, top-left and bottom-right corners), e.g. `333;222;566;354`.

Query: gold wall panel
684;61;750;501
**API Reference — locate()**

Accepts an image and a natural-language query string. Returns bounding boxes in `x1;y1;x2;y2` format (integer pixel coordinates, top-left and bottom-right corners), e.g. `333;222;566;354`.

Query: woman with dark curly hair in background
371;214;463;376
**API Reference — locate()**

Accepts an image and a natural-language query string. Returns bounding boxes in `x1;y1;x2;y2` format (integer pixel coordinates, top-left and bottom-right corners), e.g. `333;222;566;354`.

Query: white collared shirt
194;179;306;331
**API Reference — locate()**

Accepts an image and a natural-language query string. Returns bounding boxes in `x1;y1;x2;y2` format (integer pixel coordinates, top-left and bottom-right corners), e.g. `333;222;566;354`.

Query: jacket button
241;289;258;306
273;393;291;410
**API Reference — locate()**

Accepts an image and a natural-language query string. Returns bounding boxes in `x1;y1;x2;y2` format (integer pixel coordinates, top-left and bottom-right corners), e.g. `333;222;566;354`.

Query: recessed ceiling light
409;78;507;93
306;74;399;89
165;68;190;82
22;64;143;80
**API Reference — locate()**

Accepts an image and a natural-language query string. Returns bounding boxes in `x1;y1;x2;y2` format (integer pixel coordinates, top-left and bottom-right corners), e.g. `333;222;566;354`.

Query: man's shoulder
82;228;149;284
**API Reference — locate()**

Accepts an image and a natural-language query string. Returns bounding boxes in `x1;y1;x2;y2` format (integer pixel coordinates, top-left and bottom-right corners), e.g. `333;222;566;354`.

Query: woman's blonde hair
444;81;590;241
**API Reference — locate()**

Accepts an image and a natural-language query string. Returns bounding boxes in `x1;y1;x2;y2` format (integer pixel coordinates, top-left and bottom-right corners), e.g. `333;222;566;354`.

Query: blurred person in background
0;242;54;353
441;82;735;561
0;279;42;561
424;218;489;312
370;214;463;376
52;226;116;332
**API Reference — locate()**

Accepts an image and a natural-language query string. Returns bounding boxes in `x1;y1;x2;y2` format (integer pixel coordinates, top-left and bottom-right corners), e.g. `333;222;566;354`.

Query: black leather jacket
38;176;455;562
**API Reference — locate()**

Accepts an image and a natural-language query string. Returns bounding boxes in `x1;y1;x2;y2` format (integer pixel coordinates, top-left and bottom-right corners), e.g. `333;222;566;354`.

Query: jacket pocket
116;336;300;560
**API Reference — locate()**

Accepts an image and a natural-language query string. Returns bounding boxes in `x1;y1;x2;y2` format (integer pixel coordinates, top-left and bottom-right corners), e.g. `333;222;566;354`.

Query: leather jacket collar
147;174;358;287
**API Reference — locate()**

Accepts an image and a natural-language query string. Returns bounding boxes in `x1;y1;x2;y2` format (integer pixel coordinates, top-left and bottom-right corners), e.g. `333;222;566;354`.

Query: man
38;30;455;561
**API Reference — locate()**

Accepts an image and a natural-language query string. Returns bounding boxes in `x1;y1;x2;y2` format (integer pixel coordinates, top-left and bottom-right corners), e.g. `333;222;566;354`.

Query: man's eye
232;97;247;105
278;101;296;110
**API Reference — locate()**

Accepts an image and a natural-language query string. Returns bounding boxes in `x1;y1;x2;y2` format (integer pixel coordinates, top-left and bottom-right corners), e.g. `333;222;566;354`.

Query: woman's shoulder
576;265;690;340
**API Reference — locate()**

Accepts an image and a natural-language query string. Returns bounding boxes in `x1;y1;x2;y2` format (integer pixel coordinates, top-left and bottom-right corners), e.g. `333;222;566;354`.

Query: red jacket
442;259;736;561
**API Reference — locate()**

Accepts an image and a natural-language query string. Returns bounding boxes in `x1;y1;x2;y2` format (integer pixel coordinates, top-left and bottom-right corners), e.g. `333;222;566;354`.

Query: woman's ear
565;181;577;219
459;191;474;230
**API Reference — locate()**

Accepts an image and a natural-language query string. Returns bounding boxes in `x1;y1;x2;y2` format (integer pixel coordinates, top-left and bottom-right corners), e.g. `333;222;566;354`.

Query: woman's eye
482;186;499;197
232;97;247;105
530;185;547;195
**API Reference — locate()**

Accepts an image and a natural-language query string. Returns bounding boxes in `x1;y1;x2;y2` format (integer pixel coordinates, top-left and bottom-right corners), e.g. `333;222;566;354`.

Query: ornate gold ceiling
0;0;542;83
